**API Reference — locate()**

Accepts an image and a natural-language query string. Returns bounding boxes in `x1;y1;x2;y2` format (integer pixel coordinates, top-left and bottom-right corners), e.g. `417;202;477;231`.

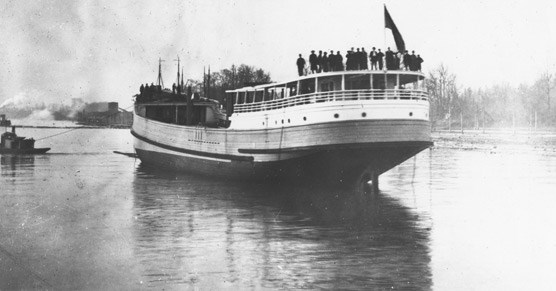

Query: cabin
0;127;36;150
225;71;427;115
134;91;227;128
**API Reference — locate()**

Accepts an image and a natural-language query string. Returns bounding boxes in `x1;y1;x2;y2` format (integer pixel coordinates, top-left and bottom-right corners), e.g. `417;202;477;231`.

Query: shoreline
432;129;556;150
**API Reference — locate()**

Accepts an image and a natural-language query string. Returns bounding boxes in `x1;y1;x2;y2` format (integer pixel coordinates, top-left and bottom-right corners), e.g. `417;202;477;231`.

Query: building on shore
77;102;133;127
0;114;11;127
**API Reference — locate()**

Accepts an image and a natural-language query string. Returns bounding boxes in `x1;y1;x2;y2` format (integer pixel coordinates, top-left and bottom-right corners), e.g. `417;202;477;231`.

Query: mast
207;66;211;99
181;67;185;92
174;56;181;94
156;57;165;88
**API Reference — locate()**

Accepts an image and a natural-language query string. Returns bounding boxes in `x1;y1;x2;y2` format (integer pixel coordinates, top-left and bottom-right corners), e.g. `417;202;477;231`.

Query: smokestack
12;126;16;134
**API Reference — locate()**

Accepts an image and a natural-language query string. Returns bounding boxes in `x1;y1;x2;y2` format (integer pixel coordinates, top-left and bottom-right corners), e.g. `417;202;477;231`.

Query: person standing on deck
317;51;323;73
416;54;424;72
370;47;378;70
322;52;329;72
394;52;401;70
385;47;394;70
353;48;360;70
403;50;410;70
337;51;344;71
361;48;368;70
345;50;351;70
377;49;384;70
409;51;417;71
309;50;318;74
328;50;336;71
348;47;355;70
296;54;306;76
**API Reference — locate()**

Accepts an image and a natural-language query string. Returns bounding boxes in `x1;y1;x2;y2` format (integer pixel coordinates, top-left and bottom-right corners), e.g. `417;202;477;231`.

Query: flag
384;5;405;52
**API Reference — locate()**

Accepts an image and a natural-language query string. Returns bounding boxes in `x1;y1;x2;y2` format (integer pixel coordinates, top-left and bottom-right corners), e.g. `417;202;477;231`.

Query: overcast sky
1;0;556;108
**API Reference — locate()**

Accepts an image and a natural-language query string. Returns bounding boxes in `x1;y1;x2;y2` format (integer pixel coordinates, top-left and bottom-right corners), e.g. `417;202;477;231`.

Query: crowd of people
296;47;423;76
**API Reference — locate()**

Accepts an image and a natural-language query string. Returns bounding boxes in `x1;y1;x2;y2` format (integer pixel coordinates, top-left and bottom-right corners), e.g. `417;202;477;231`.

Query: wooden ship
131;8;431;191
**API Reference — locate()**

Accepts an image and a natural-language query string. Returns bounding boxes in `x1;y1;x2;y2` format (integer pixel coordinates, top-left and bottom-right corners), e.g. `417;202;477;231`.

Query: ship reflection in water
131;165;431;289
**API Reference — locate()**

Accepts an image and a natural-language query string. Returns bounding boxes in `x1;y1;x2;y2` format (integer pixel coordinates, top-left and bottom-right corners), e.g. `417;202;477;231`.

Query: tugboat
0;126;51;154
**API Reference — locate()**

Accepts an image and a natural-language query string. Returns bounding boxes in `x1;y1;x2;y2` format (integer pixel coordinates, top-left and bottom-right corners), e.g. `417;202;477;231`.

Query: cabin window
386;74;397;89
237;92;246;104
345;74;371;90
290;87;297;97
399;74;422;90
318;75;341;92
246;91;254;103
268;88;276;100
255;90;264;102
372;74;385;90
286;82;297;97
300;78;315;94
265;88;271;101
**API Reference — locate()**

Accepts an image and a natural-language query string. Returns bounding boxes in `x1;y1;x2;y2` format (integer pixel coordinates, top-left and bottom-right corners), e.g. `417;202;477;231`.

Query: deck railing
233;89;428;113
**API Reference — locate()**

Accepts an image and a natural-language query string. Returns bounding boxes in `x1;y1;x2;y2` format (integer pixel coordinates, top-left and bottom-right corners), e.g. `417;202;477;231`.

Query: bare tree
426;64;458;130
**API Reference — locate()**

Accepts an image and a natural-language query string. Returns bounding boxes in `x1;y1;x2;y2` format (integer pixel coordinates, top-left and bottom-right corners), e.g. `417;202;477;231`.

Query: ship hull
132;114;431;186
135;141;430;184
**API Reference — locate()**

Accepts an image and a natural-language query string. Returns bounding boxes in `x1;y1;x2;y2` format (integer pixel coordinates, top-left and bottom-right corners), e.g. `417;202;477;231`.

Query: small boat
0;126;50;154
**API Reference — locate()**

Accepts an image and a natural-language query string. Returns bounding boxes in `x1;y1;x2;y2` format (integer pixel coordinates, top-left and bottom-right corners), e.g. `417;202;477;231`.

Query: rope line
35;127;82;141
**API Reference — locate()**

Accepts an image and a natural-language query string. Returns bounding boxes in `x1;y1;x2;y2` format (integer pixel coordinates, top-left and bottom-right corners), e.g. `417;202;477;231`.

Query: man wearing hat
309;50;317;74
296;54;306;76
370;47;378;70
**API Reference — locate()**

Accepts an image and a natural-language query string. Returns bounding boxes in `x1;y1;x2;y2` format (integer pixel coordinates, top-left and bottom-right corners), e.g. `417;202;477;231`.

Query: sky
1;0;556;109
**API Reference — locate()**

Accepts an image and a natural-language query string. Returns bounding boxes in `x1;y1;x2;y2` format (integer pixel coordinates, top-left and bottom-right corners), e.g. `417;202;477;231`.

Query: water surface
1;128;555;290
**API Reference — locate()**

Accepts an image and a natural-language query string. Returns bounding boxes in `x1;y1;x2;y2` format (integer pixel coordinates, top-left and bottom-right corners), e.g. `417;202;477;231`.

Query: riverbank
432;129;556;152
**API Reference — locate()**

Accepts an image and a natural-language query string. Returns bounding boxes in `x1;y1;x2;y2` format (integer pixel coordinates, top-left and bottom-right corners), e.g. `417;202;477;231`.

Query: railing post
341;74;345;90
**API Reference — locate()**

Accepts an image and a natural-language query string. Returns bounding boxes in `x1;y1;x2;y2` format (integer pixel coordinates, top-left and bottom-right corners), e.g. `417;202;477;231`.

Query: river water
1;127;555;290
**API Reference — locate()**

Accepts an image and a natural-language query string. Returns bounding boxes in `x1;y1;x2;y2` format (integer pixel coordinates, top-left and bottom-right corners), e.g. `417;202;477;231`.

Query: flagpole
383;4;386;50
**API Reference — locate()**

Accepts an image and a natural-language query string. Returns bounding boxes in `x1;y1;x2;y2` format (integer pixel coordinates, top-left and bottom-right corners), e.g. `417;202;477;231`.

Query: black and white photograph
1;0;556;289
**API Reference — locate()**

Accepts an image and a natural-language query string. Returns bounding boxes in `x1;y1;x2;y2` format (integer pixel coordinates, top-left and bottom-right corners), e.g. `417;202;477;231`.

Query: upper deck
225;70;427;114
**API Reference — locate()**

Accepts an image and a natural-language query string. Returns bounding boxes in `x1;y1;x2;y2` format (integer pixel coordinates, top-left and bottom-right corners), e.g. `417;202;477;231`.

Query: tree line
427;64;556;130
187;64;272;103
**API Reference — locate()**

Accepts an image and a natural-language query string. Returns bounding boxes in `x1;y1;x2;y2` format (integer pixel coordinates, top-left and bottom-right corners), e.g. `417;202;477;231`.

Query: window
286;82;298;97
237;92;245;104
319;76;341;92
300;78;316;94
372;74;385;90
345;74;371;90
386;74;397;89
255;90;263;102
246;91;254;103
